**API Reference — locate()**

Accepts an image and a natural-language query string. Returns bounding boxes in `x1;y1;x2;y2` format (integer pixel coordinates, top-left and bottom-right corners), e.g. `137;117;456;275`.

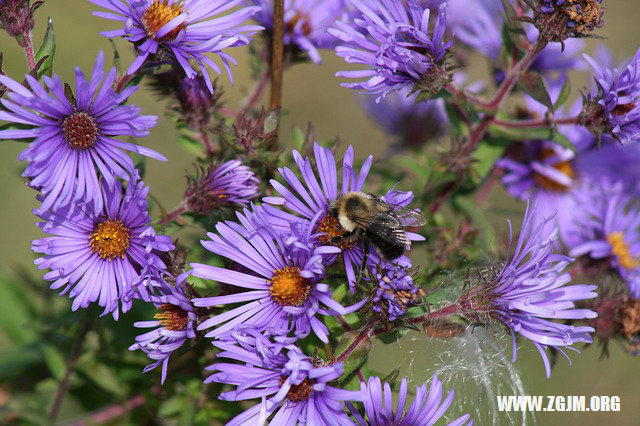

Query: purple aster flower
0;51;163;213
129;274;196;383
31;178;174;319
248;0;345;64
184;159;260;214
582;48;640;144
497;80;640;247
347;375;471;426
329;1;453;99
89;0;263;92
263;142;424;291
207;327;363;425
357;86;448;149
191;207;365;343
460;203;598;378
569;182;640;297
364;255;424;322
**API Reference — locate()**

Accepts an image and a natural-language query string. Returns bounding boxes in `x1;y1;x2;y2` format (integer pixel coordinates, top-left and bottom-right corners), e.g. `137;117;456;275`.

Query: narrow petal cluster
263;142;423;290
347;375;471;426
207;327;363;425
249;0;345;64
570;182;640;297
184;159;260;214
31;179;174;319
364;255;424;321
330;1;452;98
461;204;597;377
0;51;163;213
191;207;365;343
129;275;196;383
89;0;263;92
357;87;448;148
583;48;640;144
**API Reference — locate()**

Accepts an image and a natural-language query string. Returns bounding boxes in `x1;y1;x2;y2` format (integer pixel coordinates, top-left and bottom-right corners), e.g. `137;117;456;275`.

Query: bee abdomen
367;230;405;260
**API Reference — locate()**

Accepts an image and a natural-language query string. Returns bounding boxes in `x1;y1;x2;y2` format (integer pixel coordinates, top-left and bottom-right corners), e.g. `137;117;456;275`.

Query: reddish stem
408;303;461;326
241;69;271;113
159;201;188;225
200;128;216;157
19;32;37;70
336;326;373;363
492;116;579;129
269;0;285;149
114;73;135;93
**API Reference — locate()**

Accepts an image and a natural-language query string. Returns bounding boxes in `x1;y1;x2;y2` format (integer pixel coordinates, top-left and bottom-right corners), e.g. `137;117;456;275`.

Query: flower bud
233;108;278;151
0;0;36;38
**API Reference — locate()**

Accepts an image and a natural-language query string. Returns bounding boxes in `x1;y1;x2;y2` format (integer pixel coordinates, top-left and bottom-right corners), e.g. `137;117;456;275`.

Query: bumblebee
328;192;426;260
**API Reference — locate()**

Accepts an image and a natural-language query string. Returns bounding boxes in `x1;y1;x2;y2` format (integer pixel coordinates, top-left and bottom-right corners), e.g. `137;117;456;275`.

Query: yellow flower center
315;214;356;250
269;266;310;307
155;303;189;331
608;232;639;270
142;0;185;41
533;147;574;192
63;112;98;150
89;219;131;260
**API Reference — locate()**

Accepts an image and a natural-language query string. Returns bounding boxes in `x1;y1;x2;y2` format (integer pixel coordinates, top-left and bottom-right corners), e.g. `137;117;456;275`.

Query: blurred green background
0;1;639;424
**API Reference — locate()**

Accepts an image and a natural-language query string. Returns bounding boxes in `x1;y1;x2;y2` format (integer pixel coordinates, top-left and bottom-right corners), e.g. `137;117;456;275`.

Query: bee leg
329;230;355;245
355;243;370;287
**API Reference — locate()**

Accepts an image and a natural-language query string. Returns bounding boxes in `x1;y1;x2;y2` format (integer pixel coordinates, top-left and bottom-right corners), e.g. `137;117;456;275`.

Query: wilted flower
0;0;36;38
207;327;363;425
536;0;604;41
364;255;424;322
233;108;278;151
582;48;640;144
0;51;163;213
330;1;453;99
460;204;597;377
357;87;448;149
570;182;640;297
31;179;174;319
263;143;424;291
149;70;221;130
248;0;345;64
89;0;263;92
129;274;196;383
191;207;365;343
184;160;260;214
347;375;471;426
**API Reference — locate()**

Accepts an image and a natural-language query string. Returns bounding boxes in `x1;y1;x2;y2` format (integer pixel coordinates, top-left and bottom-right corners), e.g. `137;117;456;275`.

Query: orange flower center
315;214;356;250
89;219;130;260
269;266;310;307
608;232;639;270
142;0;185;41
286;10;312;36
613;102;636;116
279;376;314;402
533;147;574;192
155;303;189;331
63;112;98;150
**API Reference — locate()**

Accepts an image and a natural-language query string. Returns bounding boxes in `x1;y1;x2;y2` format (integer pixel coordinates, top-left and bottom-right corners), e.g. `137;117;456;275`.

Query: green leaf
0;274;38;345
471;137;510;184
453;196;497;251
335;331;371;384
554;77;571;109
42;345;66;381
489;124;554;141
109;40;122;74
34;18;56;78
549;131;577;152
517;71;554;112
443;100;469;139
178;132;206;157
77;361;126;397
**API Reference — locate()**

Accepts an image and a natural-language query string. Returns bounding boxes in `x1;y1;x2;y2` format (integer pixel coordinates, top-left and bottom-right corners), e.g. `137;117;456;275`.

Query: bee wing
351;212;410;248
369;199;426;229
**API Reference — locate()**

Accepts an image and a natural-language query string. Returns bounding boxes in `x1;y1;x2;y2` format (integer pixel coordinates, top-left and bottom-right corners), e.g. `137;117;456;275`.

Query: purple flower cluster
462;204;597;377
330;0;452;99
249;0;345;64
89;0;264;92
584;48;640;144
